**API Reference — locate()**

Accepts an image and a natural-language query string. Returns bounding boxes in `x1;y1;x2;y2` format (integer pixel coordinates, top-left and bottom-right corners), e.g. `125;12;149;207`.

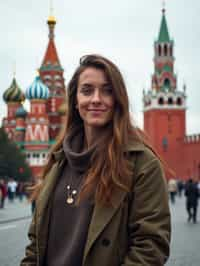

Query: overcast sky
0;0;199;135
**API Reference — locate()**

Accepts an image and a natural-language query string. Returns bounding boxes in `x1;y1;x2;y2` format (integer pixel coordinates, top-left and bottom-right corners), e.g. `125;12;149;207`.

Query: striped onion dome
26;75;49;100
3;78;25;103
15;106;27;118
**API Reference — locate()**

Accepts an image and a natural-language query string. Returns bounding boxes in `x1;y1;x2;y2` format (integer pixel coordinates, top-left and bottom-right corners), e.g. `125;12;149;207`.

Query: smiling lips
87;109;107;116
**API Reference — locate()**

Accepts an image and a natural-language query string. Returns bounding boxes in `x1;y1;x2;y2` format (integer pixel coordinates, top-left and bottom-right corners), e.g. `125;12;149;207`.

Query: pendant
66;196;74;204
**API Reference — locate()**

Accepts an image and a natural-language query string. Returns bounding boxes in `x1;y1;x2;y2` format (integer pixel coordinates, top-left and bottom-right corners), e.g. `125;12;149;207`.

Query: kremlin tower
143;7;200;180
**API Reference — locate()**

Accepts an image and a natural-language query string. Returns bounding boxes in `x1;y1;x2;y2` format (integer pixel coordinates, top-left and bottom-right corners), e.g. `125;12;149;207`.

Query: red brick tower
39;12;66;141
143;7;187;177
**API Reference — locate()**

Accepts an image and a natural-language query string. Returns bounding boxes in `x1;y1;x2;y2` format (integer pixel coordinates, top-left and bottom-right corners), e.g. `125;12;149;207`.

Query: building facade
143;8;200;180
2;14;67;178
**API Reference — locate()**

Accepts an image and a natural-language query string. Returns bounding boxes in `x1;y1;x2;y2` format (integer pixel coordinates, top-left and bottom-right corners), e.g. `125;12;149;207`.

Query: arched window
168;97;173;105
164;44;168;56
158;45;162;56
177;98;182;106
170;45;173;56
164;78;170;89
158;97;164;105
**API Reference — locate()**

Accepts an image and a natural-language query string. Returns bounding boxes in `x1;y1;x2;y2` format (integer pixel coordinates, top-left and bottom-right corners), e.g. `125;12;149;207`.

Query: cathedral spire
47;0;56;39
40;2;62;70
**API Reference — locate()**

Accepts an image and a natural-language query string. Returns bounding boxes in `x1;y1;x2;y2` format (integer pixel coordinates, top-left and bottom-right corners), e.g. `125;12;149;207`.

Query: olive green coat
20;141;171;266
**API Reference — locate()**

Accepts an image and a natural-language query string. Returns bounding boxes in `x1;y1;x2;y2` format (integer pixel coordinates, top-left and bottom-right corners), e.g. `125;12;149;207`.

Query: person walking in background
0;179;7;208
168;178;177;204
185;178;199;223
20;54;171;266
7;178;18;202
177;178;184;197
16;182;25;202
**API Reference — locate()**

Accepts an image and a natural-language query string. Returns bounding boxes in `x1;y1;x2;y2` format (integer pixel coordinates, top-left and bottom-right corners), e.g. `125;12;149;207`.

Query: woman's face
76;67;115;130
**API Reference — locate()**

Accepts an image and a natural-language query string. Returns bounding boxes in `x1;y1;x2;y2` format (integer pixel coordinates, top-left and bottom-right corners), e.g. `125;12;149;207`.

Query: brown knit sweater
45;128;95;266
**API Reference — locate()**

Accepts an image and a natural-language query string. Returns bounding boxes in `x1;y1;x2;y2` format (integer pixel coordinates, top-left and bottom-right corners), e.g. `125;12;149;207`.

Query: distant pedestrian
7;178;18;202
177;179;184;197
0;179;7;208
185;179;199;223
168;178;177;204
16;182;25;201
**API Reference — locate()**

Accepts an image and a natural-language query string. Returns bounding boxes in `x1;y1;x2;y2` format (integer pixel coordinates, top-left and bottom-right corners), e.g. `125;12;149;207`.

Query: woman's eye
81;87;92;95
102;87;113;95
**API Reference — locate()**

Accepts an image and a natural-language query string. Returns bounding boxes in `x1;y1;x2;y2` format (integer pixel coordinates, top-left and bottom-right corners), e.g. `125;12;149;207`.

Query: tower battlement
184;134;200;144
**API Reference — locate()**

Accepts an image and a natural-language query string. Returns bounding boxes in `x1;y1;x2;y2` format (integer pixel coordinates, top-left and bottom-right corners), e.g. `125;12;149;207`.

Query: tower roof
158;9;170;42
40;15;63;71
15;106;27;118
3;77;25;103
26;75;49;100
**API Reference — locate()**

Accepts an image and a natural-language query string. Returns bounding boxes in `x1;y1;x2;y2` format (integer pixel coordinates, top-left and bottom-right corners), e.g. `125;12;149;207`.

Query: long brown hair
33;54;155;204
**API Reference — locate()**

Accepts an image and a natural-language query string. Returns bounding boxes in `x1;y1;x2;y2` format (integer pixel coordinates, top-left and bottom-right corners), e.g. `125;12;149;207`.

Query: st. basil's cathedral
2;14;67;178
2;8;200;180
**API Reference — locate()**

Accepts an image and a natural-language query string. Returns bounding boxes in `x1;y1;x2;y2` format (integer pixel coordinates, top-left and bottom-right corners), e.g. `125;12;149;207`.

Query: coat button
102;238;110;247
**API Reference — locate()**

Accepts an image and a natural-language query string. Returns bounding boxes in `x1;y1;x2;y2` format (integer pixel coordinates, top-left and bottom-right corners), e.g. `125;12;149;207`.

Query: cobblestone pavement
0;219;30;266
166;195;200;266
0;195;200;265
0;198;31;224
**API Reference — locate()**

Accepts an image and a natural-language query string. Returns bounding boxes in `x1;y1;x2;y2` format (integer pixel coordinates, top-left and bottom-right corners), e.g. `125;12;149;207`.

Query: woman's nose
91;89;101;102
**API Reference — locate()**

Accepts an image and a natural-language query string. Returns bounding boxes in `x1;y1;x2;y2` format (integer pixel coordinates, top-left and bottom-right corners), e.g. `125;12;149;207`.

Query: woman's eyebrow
79;82;110;87
79;83;93;87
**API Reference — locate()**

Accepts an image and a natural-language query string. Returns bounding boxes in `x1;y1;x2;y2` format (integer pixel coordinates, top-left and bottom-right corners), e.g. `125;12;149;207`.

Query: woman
20;54;171;266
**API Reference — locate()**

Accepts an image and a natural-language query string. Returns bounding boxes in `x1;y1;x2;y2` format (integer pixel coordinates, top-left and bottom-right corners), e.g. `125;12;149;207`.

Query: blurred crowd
0;178;30;209
168;177;200;223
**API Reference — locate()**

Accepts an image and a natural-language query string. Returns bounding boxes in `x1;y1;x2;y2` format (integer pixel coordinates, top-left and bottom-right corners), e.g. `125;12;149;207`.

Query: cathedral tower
2;77;25;140
39;12;66;141
25;74;50;177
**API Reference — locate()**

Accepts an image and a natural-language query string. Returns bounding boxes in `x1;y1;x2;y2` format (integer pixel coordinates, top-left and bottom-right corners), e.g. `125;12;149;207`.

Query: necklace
66;185;77;204
66;175;83;205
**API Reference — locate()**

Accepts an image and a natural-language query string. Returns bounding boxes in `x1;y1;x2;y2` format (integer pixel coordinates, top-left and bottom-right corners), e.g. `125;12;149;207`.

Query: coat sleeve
121;153;171;266
20;208;37;266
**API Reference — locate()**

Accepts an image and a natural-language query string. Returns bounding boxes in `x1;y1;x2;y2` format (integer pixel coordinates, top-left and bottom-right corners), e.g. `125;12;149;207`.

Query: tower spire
162;0;166;14
158;2;170;42
47;0;56;40
13;61;16;78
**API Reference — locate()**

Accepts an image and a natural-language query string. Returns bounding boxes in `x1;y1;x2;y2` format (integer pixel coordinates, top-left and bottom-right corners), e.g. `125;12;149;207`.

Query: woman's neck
84;126;105;148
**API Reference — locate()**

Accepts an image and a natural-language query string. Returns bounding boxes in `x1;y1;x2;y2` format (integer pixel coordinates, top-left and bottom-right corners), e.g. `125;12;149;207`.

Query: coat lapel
83;185;127;265
83;146;141;264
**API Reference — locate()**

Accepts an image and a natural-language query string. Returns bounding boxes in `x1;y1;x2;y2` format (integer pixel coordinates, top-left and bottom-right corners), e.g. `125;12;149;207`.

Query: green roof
158;11;170;42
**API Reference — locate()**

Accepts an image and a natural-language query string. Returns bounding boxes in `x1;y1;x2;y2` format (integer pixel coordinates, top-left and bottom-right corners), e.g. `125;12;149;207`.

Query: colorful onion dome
26;75;49;100
15;106;27;118
3;78;25;103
